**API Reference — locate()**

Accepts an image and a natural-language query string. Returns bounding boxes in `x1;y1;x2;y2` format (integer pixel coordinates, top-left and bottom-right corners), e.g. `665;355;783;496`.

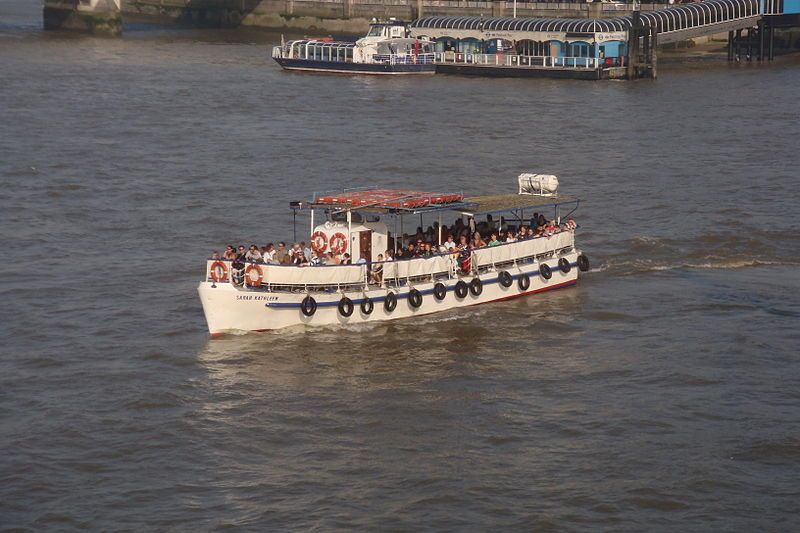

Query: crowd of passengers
210;213;576;268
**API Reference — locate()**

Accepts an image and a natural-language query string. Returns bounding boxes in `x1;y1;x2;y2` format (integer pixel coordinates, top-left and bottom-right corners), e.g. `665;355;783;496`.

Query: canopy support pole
347;210;352;259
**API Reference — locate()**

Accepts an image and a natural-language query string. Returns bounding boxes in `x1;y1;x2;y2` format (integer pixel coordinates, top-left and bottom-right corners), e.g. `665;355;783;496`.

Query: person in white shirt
443;235;457;251
262;243;276;264
245;245;262;262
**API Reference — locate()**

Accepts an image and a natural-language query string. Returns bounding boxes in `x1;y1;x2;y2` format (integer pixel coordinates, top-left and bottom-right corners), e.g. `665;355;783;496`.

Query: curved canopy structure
411;0;761;37
411;16;630;33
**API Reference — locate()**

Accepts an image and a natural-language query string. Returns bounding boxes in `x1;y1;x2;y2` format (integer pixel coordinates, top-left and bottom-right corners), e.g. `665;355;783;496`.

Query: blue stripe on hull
265;262;579;308
274;58;436;74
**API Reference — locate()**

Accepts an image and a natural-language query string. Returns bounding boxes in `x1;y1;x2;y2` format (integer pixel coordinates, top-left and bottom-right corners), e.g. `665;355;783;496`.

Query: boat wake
592;232;800;276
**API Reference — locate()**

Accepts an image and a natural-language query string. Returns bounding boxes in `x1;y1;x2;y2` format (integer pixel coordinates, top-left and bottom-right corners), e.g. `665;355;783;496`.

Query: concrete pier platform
44;0;122;36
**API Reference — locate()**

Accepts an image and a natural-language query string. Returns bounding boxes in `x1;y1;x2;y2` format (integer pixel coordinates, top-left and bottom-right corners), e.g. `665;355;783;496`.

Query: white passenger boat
198;175;590;336
271;19;436;75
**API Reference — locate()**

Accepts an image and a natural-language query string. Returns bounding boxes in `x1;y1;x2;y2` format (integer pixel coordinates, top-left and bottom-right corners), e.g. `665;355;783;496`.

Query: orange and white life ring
209;260;228;282
311;231;328;253
329;232;348;254
245;264;264;287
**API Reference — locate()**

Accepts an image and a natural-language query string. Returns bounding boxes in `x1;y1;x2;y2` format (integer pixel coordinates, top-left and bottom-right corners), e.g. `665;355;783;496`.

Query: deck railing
372;53;437;65
205;231;576;291
435;52;601;69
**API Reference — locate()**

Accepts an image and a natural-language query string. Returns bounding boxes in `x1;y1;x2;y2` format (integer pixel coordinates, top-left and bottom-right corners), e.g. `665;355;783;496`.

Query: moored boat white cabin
272;19;436;74
198;178;590;336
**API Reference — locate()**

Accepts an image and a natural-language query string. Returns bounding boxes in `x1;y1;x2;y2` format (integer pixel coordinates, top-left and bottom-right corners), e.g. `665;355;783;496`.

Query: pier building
409;0;797;78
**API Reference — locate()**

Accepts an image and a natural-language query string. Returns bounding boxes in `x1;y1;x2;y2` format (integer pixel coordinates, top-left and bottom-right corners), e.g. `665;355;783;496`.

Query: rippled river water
2;2;800;530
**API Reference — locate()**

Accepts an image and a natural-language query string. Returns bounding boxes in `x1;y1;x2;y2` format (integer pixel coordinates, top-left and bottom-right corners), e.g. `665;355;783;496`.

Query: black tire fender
433;282;447;301
498;271;513;287
301;295;317;317
454;280;468;299
338;297;354;317
518;273;530;291
577;254;590;272
384;292;397;312
408;288;423;308
539;263;552;280
360;297;373;315
558;257;571;273
469;277;483;296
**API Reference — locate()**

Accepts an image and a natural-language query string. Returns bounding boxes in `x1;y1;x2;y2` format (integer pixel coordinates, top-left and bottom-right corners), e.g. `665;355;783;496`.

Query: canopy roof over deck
458;194;578;217
311;188;475;214
310;188;578;217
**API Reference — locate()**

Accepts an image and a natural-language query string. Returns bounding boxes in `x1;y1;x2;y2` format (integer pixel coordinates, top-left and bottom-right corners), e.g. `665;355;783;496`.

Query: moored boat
198;174;590;336
272;19;436;75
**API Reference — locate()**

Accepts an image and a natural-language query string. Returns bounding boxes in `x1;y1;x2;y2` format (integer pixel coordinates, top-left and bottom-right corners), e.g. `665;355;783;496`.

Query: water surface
1;3;799;530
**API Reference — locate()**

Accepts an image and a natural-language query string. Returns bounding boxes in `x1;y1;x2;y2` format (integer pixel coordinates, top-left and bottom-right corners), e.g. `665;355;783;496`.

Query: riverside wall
122;0;666;32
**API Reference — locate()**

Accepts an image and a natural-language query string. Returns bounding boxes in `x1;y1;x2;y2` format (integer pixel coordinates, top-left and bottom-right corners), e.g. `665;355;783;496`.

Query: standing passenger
301;241;312;262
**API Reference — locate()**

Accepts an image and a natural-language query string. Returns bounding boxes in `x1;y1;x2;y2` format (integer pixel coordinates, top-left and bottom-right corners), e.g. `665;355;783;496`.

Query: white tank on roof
518;173;559;196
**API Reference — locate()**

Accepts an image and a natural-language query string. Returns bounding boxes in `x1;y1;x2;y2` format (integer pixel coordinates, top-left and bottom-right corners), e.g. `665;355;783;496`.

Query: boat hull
434;63;604;80
198;253;581;336
274;57;436;75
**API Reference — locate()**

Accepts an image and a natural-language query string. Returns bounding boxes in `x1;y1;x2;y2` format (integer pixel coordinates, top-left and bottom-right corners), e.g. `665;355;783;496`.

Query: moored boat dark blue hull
434;63;606;80
274;57;436;75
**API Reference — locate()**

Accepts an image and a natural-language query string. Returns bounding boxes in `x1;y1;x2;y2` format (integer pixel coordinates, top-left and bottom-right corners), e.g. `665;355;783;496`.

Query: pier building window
567;42;592;58
515;40;547;56
435;37;458;53
458;38;482;54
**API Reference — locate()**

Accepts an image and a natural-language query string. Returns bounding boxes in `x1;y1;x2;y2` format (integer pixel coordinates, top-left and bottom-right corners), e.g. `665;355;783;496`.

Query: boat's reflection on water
195;285;586;393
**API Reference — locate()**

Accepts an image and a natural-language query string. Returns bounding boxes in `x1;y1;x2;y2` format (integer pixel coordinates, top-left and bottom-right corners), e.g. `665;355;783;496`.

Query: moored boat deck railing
434;52;606;70
372;53;436;65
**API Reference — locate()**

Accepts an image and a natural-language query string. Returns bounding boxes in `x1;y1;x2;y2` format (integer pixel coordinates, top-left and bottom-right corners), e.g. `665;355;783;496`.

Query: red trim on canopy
314;189;464;209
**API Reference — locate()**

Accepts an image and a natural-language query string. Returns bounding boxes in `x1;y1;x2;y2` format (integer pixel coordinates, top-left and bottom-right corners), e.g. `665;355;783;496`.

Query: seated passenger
235;246;247;261
223;245;236;260
245;245;262;262
384;249;395;261
327;252;342;265
443;234;457;251
566;217;577;230
526;228;536;239
406;243;416;258
262;243;276;264
355;252;367;265
472;231;486;248
292;247;307;265
210;251;220;259
421;243;434;258
274;242;288;264
505;231;517;243
371;254;384;284
487;233;501;247
309;250;322;266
